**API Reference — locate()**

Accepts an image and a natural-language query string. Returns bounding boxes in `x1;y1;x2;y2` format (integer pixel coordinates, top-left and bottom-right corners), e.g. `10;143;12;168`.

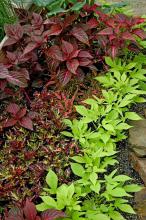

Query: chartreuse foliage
36;57;145;219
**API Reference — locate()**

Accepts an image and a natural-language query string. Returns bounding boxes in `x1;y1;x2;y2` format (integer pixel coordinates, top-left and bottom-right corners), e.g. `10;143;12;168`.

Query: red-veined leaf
0;80;7;90
43;24;62;38
87;18;99;29
122;32;136;41
133;28;146;40
61;40;74;57
59;69;72;86
97;27;113;35
63;14;79;28
6;51;17;64
71;27;89;45
16;108;27;119
2;118;17;128
6;103;20;115
19;116;33;131
4;23;23;40
79;58;92;66
5;207;24;220
3;38;17;47
78;50;93;59
69;49;80;59
48;45;64;61
32;13;43;28
66;59;79;74
41;209;66;220
7;70;28;88
23;42;39;55
23;199;37;220
0;64;9;79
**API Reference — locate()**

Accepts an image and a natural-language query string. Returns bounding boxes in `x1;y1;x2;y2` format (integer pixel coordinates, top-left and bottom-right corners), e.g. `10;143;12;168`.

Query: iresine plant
36;56;145;220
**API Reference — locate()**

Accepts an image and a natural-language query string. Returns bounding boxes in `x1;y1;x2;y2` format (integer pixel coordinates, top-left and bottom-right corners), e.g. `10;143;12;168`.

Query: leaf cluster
36;57;145;220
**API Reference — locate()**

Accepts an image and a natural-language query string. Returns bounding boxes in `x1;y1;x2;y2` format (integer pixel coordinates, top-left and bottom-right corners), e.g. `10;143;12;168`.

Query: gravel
116;140;143;220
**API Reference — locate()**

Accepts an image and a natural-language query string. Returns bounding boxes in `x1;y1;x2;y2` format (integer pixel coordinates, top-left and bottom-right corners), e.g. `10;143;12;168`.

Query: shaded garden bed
0;1;146;220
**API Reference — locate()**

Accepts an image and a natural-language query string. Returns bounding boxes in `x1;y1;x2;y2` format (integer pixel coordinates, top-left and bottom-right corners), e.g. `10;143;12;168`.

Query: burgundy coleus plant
1;103;33;130
95;12;146;58
47;40;93;85
4;199;66;220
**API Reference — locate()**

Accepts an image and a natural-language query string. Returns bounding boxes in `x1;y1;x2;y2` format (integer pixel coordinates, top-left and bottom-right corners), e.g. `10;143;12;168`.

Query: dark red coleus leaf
6;103;20;115
83;4;99;12
122;31;136;41
0;65;29;87
87;18;99;29
0;63;9;79
71;27;89;45
31;13;43;29
6;51;17;64
3;38;18;47
61;40;74;57
19;116;33;131
58;69;72;86
23;199;37;220
0;80;7;90
132;17;146;25
43;24;62;38
4;23;23;40
132;28;146;40
48;45;64;61
16;108;27;119
97;27;113;35
66;59;79;74
41;209;66;220
78;50;93;59
79;58;92;66
5;207;24;220
63;14;79;28
7;69;29;88
2;118;18;128
23;42;40;55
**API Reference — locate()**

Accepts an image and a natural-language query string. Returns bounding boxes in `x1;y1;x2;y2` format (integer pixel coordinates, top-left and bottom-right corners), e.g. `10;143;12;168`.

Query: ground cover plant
0;1;146;220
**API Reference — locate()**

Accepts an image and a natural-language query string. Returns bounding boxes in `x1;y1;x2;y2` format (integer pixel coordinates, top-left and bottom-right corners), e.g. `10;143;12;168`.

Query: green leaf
41;196;57;208
70;0;86;11
90;182;101;194
93;214;110;220
33;0;55;7
71;156;85;163
95;76;109;85
109;187;129;197
75;105;88;117
46;170;58;189
47;7;66;16
36;203;51;211
124;184;143;192
116;123;132;130
61;131;73;137
70;163;85;177
63;119;72;127
103;124;115;132
125;112;142;120
126;62;136;69
110;211;125;220
67;183;75;201
118;204;135;214
105;57;114;67
90;172;97;185
113;175;132;182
